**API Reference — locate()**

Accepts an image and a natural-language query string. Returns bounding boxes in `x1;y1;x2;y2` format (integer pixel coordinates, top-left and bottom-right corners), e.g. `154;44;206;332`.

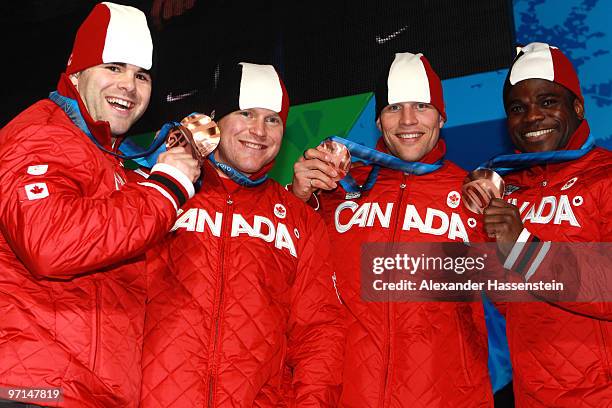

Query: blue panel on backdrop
443;70;508;128
444;119;515;170
346;95;379;149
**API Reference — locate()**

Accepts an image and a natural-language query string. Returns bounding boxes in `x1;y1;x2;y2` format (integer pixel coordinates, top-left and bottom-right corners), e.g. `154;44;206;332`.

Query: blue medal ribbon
207;153;268;187
339;165;381;193
330;136;443;174
49;91;171;164
118;133;176;168
480;135;595;175
327;136;443;193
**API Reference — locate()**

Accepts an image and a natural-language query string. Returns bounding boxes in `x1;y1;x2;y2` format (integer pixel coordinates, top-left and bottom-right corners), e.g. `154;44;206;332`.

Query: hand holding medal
462;168;523;249
461;168;505;214
291;140;351;203
315;139;352;181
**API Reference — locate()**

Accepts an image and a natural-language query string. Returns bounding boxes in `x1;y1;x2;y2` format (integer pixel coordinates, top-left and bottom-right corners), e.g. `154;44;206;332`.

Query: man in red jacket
0;3;199;407
483;42;612;407
292;52;492;407
140;62;345;407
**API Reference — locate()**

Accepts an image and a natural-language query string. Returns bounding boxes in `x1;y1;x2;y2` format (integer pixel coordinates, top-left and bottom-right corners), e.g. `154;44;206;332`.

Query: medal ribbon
480;135;595;175
49;91;171;162
338;165;382;193
328;136;443;193
207;153;268;187
118;135;177;168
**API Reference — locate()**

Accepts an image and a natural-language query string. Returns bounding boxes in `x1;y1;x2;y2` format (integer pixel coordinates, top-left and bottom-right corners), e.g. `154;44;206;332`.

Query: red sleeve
286;212;345;407
502;227;612;320
0;124;194;279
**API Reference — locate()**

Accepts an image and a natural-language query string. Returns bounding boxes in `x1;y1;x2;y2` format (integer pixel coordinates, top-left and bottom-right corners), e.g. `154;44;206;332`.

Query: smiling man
505;81;583;154
291;52;492;407
139;62;344;407
482;42;612;407
70;62;152;136
0;3;199;407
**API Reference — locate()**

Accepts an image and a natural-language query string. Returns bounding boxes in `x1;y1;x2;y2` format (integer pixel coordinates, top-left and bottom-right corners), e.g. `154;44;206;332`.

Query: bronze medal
462;168;505;214
165;113;220;166
180;113;220;159
316;140;352;181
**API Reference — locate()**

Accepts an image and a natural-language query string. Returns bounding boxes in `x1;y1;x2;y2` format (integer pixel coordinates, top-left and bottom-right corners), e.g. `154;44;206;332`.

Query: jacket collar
56;73;114;150
563;120;590;151
203;159;269;192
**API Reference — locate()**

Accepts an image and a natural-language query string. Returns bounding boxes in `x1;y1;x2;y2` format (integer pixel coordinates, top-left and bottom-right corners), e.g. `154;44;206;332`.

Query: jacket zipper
380;175;407;407
599;321;612;381
91;281;101;373
208;196;233;408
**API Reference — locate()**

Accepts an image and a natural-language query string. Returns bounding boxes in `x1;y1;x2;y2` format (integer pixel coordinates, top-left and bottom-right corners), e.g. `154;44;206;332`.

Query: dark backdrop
1;0;515;133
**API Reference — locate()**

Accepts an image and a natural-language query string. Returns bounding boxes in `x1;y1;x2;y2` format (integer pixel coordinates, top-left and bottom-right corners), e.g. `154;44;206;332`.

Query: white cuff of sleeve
503;228;532;269
151;162;195;199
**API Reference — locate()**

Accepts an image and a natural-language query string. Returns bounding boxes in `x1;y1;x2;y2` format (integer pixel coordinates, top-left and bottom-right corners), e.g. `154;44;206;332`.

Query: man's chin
109;121;134;136
236;158;275;176
110;128;129;137
517;141;551;153
231;163;262;177
514;134;565;153
396;151;426;162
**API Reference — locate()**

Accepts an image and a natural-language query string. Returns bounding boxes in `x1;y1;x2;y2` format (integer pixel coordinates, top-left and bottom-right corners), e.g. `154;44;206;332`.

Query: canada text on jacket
334;201;471;243
171;208;298;257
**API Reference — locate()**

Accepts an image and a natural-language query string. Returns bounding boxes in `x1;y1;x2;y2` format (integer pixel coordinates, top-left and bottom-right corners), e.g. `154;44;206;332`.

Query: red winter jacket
497;121;612;407
0;75;193;407
316;140;493;408
140;162;345;407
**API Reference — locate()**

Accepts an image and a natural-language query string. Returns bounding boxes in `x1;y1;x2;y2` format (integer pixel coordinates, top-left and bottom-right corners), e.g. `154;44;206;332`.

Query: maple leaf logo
30;185;44;195
23;182;49;201
446;191;461;208
274;204;287;219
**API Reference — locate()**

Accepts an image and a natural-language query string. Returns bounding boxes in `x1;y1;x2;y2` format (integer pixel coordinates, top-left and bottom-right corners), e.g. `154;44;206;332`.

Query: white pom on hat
66;2;152;74
505;42;583;102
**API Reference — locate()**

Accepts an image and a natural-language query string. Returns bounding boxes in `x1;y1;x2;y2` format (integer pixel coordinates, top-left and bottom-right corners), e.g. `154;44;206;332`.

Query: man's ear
439;115;445;129
573;98;585;121
69;73;79;89
376;117;381;132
